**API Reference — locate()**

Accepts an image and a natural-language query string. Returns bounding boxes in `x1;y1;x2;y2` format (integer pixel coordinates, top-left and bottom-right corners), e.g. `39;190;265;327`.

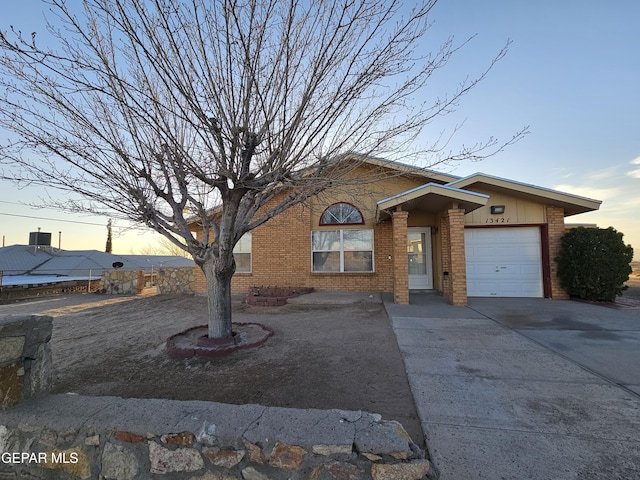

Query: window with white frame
312;229;373;272
233;232;252;273
320;202;364;225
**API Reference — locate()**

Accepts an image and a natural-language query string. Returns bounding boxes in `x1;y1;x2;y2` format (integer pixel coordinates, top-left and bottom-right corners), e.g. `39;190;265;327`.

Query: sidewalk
384;292;640;480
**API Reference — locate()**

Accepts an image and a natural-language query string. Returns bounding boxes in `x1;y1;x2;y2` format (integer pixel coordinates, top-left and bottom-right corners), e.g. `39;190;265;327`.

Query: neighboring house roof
0;245;194;278
447;173;602;216
0;275;93;287
0;245;52;274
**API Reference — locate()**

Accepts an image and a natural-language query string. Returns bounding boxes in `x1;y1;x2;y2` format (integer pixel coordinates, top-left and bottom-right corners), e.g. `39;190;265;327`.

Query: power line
0;211;107;227
0;200;129;228
0;199;100;215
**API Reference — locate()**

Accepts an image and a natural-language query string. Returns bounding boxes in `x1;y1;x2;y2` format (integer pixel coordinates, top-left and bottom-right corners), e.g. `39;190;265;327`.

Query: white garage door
465;227;543;297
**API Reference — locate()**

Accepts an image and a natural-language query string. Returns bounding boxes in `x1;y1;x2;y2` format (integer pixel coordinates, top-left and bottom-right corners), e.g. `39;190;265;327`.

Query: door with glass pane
407;227;433;289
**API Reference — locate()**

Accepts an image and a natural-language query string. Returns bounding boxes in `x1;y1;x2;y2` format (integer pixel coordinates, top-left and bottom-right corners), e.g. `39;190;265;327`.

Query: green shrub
556;227;634;301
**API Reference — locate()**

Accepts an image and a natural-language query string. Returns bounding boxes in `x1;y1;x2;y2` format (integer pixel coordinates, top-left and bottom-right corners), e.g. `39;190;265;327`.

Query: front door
407;227;433;290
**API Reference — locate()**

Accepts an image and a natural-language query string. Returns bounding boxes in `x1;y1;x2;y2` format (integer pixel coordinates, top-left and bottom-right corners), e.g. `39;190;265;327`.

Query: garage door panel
471;264;501;275
466;282;498;296
521;264;541;275
467;280;542;297
497;282;522;295
520;282;544;296
465;227;543;298
518;244;540;255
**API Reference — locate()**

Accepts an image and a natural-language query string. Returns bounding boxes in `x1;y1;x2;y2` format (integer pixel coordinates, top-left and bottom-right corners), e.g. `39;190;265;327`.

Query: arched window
320;202;364;225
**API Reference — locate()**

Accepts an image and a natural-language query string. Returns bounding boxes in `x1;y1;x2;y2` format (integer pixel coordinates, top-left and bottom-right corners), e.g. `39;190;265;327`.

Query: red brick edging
245;286;314;306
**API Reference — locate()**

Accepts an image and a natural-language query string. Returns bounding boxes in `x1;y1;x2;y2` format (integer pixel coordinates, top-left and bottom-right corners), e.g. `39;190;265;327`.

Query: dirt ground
0;293;425;446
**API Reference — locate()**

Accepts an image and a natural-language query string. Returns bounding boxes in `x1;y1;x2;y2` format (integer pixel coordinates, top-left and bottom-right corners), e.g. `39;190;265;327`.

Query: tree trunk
202;254;234;339
201;189;243;340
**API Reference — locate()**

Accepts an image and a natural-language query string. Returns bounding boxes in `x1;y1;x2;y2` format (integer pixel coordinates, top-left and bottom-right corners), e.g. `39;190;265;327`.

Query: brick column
392;211;409;304
440;214;451;300
547;206;569;299
441;208;467;306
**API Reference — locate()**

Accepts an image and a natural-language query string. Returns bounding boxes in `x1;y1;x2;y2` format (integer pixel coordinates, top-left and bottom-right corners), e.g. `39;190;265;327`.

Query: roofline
186;154;461;225
376;182;489;222
356;155;461;183
448;172;602;213
377;182;489;209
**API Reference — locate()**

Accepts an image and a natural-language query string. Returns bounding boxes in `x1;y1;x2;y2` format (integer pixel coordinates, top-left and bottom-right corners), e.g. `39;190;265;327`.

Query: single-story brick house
190;156;601;305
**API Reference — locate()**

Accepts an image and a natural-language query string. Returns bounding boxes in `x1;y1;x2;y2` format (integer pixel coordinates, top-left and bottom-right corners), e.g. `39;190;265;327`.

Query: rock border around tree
166;322;274;359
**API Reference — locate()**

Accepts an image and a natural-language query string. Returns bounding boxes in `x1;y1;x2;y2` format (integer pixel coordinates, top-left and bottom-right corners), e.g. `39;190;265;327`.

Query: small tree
0;0;526;339
105;219;113;253
556;227;634;302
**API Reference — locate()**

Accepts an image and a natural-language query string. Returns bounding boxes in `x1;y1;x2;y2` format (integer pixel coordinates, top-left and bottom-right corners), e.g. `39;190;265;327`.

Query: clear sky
0;0;638;258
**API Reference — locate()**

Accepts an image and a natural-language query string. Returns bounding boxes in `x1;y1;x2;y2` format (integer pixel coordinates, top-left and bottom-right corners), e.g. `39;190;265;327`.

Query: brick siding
193;203;396;295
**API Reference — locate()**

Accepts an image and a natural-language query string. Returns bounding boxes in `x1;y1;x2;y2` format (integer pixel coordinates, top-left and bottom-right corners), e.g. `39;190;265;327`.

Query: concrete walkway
384;293;640;480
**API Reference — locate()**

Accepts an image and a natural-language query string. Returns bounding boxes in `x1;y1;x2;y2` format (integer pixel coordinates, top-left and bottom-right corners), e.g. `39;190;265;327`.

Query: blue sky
424;1;640;258
0;0;638;258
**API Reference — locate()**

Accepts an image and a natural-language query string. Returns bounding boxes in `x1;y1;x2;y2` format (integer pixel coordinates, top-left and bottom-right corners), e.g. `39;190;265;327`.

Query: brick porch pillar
440;214;451;301
442;208;467;306
392;210;409;304
547;206;569;299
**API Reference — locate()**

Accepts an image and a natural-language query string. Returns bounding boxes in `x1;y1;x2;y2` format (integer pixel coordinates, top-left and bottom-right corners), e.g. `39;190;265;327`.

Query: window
312;229;373;272
233;232;252;273
320;203;364;225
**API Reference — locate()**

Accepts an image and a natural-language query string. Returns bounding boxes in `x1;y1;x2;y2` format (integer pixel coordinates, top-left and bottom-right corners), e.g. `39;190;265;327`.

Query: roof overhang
448;173;602;216
376;183;489;222
359;155;460;184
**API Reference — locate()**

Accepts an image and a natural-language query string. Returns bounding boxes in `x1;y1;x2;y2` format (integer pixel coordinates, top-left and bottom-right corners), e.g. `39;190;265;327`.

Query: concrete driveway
470;297;640;396
385;293;640;480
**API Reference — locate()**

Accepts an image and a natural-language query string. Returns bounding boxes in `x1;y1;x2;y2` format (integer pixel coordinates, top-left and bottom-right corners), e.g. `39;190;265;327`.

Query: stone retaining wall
0;280;101;303
1;396;434;480
99;270;146;295
0;315;52;409
157;267;196;295
0;316;437;480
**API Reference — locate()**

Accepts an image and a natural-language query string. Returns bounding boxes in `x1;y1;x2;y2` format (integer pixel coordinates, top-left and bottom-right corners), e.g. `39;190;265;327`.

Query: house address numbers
485;217;511;223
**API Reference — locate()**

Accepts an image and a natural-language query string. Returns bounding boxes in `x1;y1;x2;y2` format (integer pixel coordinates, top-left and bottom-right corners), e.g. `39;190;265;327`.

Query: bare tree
0;0;525;339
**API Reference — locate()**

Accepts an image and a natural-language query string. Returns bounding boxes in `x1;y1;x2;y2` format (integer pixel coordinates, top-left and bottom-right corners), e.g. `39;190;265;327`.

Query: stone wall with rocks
157;267;196;295
1;395;435;480
0;315;437;480
99;270;146;295
0;315;52;409
0;280;101;303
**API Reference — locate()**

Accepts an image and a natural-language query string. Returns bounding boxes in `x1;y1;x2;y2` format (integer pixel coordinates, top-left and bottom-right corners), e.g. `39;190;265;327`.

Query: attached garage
465;227;543;297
